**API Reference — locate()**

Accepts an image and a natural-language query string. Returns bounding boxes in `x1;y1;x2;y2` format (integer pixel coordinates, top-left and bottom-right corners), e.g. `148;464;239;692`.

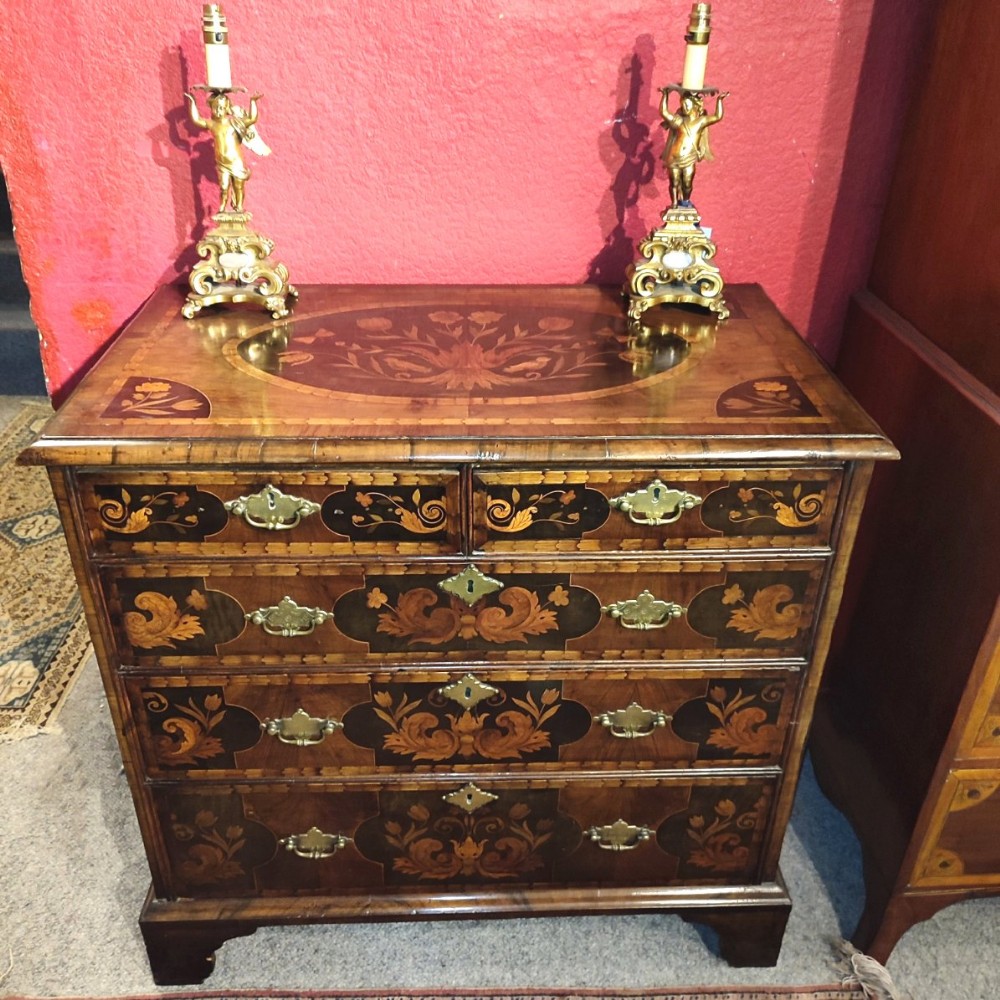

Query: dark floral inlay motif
728;484;825;530
703;685;783;756
98;487;201;535
373;687;562;761
352;488;447;535
103;378;211;419
170;809;249;885
141;688;261;769
235;306;641;399
486;488;583;534
716;377;819;418
334;576;603;652
684;794;767;872
144;690;227;765
722;583;808;642
125;588;207;650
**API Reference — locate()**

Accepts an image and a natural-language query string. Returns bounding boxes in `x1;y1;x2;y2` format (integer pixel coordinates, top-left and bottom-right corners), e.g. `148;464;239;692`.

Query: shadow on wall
792;0;938;362
587;35;660;286
149;36;217;286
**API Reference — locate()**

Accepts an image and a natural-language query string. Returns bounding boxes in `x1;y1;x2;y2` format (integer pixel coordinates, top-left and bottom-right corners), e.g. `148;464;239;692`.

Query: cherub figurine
184;90;269;213
660;89;728;209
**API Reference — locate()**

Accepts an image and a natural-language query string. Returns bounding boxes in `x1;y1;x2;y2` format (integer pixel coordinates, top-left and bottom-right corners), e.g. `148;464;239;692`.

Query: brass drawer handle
609;479;702;526
246;596;334;636
586;819;654;851
224;483;321;531
280;827;352;860
601;590;686;630
595;702;671;739
262;708;343;746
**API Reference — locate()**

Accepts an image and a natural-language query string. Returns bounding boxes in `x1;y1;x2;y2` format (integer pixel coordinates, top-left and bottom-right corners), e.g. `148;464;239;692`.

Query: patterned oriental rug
1;989;872;1000
0;399;92;741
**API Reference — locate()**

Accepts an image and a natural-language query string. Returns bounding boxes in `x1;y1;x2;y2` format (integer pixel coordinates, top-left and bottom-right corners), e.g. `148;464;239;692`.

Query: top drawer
472;468;843;553
76;470;463;556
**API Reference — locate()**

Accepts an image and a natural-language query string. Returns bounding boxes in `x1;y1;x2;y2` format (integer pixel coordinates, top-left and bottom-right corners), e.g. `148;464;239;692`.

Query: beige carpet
0;398;92;741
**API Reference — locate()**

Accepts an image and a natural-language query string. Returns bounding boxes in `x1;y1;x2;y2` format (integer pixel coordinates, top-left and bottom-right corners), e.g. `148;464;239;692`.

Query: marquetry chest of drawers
22;284;895;984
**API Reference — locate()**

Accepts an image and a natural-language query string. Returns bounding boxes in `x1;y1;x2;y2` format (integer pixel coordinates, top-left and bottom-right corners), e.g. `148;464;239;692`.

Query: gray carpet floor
1;654;998;999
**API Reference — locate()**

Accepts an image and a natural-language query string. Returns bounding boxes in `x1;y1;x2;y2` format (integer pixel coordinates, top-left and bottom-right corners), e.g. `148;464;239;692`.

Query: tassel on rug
837;939;907;1000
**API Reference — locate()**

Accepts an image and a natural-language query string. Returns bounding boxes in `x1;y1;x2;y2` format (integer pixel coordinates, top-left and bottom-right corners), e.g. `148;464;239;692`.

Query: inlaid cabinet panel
76;469;463;556
102;558;826;666
473;468;842;553
125;668;798;778
152;775;777;899
910;769;1000;888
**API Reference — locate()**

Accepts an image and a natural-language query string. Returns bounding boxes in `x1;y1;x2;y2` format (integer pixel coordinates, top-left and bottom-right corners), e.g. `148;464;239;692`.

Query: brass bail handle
609;479;702;526
224;483;321;531
245;595;334;637
261;708;343;746
601;590;686;630
586;819;654;851
595;702;672;739
280;827;352;860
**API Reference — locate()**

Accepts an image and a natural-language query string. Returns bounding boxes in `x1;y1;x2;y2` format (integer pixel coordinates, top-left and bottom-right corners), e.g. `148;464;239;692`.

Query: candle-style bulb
202;3;232;90
682;2;712;91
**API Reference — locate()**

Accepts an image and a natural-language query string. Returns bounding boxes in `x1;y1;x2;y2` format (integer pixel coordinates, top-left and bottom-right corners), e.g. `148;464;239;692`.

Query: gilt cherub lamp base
183;211;297;320
626;207;729;323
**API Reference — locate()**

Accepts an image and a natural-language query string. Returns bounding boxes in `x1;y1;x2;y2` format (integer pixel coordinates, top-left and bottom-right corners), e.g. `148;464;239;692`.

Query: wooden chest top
22;284;895;467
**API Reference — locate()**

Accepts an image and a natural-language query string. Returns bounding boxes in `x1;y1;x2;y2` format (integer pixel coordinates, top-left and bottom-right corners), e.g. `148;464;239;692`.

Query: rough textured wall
0;0;928;402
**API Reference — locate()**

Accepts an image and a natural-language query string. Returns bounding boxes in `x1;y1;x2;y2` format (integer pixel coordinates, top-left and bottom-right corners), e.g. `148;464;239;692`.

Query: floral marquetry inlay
716;378;819;418
103;378;211;419
727;485;826;530
337;574;600;653
372;687;564;762
144;691;227;765
722;584;808;642
125;590;207;650
340;678;591;765
351;489;447;534
354;789;578;883
653;784;772;879
231;305;660;399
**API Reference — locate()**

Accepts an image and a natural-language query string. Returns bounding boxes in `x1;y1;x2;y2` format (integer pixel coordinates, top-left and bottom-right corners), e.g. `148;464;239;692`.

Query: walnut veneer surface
22;284;895;984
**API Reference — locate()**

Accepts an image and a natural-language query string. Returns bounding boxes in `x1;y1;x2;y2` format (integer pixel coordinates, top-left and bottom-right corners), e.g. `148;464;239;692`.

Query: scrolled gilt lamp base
626;207;729;323
183;211;298;320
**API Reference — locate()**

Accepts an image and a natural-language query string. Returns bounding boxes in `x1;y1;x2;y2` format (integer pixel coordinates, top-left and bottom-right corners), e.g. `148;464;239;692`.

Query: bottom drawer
153;775;777;898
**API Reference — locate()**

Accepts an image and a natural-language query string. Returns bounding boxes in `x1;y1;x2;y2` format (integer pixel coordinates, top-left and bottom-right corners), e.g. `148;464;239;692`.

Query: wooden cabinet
22;284;893;984
809;0;1000;963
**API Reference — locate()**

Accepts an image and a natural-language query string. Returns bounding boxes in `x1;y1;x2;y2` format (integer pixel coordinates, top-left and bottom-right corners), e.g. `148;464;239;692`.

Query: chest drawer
152;774;776;898
911;769;1000;889
105;557;827;666
473;468;842;553
76;470;463;556
127;667;797;778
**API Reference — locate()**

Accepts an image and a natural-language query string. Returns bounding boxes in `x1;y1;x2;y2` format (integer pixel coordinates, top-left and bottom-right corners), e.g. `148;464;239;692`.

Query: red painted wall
0;1;932;403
